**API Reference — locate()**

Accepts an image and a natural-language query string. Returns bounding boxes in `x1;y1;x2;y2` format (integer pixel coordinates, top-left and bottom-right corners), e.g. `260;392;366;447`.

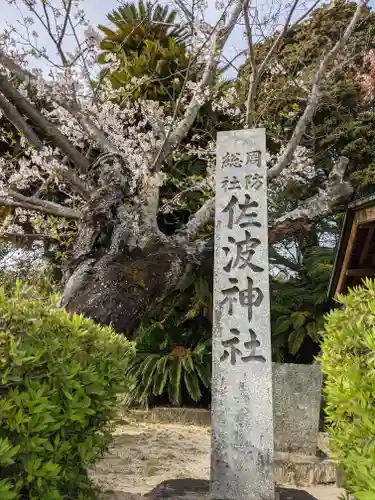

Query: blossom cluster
355;49;375;102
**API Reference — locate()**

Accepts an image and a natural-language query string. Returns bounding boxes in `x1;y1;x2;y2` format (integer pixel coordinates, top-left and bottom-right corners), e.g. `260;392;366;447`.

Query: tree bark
60;191;189;338
62;243;187;338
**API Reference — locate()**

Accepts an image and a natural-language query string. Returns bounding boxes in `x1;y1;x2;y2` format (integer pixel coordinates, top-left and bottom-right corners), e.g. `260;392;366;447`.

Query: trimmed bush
0;282;133;499
320;279;375;499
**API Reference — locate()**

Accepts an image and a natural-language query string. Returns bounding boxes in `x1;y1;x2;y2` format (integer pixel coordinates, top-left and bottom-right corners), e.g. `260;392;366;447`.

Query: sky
0;0;249;76
0;0;374;74
0;0;320;79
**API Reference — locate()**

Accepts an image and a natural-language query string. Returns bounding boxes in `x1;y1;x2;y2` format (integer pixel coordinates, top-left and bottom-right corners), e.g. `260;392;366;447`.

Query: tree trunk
59;192;189;338
62;243;187;338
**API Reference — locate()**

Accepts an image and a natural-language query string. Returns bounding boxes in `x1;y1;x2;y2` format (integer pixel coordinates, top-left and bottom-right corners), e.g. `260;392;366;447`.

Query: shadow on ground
144;479;320;499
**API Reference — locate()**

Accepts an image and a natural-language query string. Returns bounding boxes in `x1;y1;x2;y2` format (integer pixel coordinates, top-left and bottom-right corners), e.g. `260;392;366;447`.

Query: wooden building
329;194;375;297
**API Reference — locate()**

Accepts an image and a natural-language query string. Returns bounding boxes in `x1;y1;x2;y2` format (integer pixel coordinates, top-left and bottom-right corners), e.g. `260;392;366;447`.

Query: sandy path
90;419;344;500
91;420;210;496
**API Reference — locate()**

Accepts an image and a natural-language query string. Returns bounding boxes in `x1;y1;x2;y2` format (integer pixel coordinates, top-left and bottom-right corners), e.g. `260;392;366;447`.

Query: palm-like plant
98;1;190;100
99;1;188;49
124;271;213;408
125;341;211;407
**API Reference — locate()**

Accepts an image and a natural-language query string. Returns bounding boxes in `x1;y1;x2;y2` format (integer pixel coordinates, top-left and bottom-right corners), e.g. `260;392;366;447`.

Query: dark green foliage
128;238;336;408
128;269;212;407
238;1;375;191
126;341;211;407
271;245;335;362
0;282;133;499
98;1;191;101
320;280;375;499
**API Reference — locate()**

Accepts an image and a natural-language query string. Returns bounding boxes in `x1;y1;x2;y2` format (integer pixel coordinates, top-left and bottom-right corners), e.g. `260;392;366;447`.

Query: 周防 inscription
220;276;264;322
245;150;262;168
245;173;264;190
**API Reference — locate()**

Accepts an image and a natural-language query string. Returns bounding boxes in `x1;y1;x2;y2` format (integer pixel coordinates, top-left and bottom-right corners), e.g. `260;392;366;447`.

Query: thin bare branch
219;49;247;74
67;12;94;95
245;0;300;127
292;0;322;28
244;0;256;127
58;0;73;46
244;2;256;74
39;1;68;65
267;0;366;180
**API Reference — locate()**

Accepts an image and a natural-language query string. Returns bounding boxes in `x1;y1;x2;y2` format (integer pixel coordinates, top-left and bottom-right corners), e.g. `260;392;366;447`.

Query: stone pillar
211;129;274;500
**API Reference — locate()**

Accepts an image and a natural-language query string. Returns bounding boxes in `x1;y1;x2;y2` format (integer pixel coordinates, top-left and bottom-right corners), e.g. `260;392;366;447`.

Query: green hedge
320;279;375;499
0;282;134;499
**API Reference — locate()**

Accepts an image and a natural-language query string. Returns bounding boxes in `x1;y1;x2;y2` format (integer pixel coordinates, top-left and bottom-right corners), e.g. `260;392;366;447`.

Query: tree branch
138;174;167;239
0;190;81;219
243;0;256;127
173;197;215;244
0;232;58;250
267;0;366;180
151;0;246;171
269;157;353;244
30;1;68;66
245;0;300;128
58;0;73;47
0;74;93;200
269;245;300;271
0;92;44;149
0;51;119;154
292;0;322;28
174;155;352;248
0;73;89;172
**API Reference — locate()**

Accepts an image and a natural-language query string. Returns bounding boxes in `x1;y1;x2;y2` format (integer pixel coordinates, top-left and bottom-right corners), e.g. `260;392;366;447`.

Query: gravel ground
90;419;345;500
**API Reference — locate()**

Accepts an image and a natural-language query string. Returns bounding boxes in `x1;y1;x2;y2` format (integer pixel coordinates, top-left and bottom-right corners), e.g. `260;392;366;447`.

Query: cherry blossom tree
0;0;366;336
356;48;375;102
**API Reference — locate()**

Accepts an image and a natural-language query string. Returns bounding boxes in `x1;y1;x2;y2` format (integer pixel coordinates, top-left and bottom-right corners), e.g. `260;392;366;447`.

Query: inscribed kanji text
220;328;266;365
223;230;264;273
245;150;262;168
221;152;242;169
222;194;261;230
245;173;264;190
220;276;264;322
221;176;241;190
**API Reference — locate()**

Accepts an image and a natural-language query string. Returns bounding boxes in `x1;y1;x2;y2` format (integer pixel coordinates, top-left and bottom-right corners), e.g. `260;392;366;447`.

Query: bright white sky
0;0;250;78
2;0;371;80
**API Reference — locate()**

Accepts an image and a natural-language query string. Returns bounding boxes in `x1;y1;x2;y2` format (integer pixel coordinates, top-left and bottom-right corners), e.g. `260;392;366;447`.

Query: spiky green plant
98;1;190;100
125;340;211;407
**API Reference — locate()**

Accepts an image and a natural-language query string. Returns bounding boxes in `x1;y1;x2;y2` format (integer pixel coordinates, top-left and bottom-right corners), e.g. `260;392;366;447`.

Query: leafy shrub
0;282;133;499
320;279;375;499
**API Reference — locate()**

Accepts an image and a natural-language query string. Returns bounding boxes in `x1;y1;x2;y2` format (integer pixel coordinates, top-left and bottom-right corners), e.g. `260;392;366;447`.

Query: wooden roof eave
328;193;375;298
